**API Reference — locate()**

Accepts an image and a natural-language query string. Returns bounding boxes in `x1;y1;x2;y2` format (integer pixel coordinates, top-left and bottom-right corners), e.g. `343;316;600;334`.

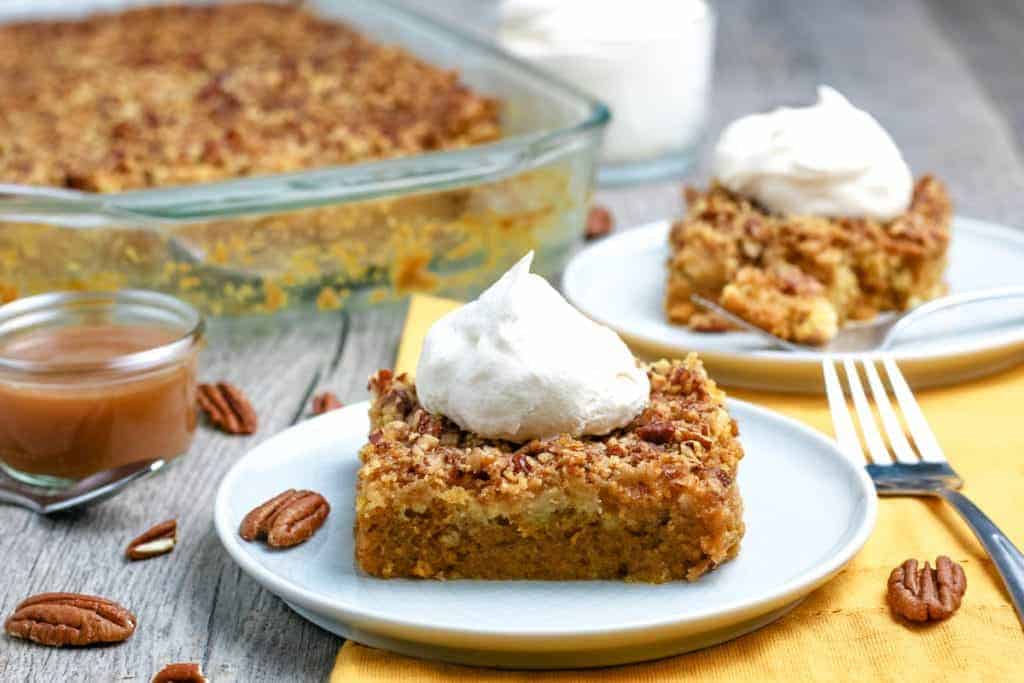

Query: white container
499;0;715;185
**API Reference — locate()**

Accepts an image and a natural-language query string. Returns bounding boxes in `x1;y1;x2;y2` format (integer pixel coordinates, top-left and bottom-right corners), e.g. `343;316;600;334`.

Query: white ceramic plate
563;217;1024;392
215;400;876;669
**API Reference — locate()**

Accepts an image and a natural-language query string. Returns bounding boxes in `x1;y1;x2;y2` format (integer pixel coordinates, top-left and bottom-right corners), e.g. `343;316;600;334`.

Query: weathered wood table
3;1;1023;680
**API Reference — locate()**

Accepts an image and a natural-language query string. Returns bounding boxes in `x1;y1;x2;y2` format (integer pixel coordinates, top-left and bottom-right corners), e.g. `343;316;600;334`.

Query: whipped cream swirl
416;253;649;442
712;86;913;220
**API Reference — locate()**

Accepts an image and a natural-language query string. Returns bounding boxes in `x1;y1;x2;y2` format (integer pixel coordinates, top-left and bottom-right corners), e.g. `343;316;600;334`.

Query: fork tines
823;357;947;466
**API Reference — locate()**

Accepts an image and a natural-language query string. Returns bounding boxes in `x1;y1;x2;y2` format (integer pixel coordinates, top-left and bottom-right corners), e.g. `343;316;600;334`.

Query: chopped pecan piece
367;368;393;393
126;519;177;561
711;467;732;488
510;452;533;475
637;421;675;444
4;593;136;647
679;428;714;448
311;391;343;415
887;556;966;622
197;382;257;434
584;205;614;240
152;662;207;683
239;489;330;548
412;410;443;437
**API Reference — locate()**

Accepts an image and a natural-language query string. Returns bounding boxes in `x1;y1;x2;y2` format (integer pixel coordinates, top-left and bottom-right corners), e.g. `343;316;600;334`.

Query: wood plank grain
924;0;1024;157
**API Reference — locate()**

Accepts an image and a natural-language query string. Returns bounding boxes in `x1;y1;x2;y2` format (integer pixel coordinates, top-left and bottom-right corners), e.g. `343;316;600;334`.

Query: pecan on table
197;382;258;434
584;205;614;240
4;593;136;647
239;489;330;548
126;519;177;561
887;556;967;622
311;391;343;415
152;662;207;683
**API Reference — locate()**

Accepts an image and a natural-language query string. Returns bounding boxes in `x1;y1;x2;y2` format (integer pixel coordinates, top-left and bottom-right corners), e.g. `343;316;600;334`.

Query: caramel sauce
0;325;198;480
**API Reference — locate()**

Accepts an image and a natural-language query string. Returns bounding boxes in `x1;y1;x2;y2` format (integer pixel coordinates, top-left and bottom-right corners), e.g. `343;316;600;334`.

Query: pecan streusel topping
0;3;501;191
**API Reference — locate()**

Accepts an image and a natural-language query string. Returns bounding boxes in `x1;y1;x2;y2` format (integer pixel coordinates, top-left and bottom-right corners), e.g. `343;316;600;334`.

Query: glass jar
498;0;715;185
0;290;203;489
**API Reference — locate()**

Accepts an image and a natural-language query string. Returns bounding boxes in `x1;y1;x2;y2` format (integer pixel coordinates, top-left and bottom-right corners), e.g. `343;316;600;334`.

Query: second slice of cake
666;87;952;345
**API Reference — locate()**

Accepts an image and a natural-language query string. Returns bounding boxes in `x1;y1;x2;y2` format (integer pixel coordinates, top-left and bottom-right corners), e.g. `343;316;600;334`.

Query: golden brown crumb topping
359;355;742;507
0;2;501;191
677;176;950;260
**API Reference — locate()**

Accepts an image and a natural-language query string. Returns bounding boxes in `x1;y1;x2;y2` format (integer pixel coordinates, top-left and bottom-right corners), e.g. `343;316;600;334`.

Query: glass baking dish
0;0;608;315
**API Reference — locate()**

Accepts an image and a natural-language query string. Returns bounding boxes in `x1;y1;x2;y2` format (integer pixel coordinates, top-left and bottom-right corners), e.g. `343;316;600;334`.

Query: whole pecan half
887;556;966;622
239;489;301;541
126;519;177;561
584;205;614;240
311;391;343;415
197;382;257;434
239;489;330;548
152;662;207;683
5;593;136;647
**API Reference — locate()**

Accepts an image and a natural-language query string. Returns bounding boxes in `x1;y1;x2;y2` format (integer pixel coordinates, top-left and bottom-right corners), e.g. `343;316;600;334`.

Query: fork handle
939;488;1024;625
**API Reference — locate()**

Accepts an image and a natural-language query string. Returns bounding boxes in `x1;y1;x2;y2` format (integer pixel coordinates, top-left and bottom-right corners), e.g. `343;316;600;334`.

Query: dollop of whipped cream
416;253;649;442
712;86;913;220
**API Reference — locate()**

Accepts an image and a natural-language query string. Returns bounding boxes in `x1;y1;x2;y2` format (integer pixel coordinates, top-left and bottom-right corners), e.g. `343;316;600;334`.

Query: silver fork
693;286;1024;353
823;355;1024;625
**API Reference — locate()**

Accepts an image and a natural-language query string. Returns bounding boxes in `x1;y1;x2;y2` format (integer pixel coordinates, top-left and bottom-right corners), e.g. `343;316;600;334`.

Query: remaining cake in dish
665;87;952;345
354;253;744;583
355;356;743;582
0;2;501;191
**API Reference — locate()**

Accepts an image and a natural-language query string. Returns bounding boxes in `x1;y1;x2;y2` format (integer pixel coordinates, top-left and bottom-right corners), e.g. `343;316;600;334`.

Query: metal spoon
0;459;165;514
692;286;1024;353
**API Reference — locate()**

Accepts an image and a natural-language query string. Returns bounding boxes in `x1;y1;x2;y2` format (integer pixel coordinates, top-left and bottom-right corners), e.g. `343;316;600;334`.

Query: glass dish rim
0;0;611;223
0;289;205;377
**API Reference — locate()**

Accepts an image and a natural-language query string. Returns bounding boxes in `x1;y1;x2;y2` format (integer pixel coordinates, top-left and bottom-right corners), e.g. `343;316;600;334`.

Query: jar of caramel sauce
0;290;202;488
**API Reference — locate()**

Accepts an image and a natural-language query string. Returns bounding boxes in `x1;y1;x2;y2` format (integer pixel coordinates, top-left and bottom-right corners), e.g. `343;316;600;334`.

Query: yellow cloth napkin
332;295;1024;682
